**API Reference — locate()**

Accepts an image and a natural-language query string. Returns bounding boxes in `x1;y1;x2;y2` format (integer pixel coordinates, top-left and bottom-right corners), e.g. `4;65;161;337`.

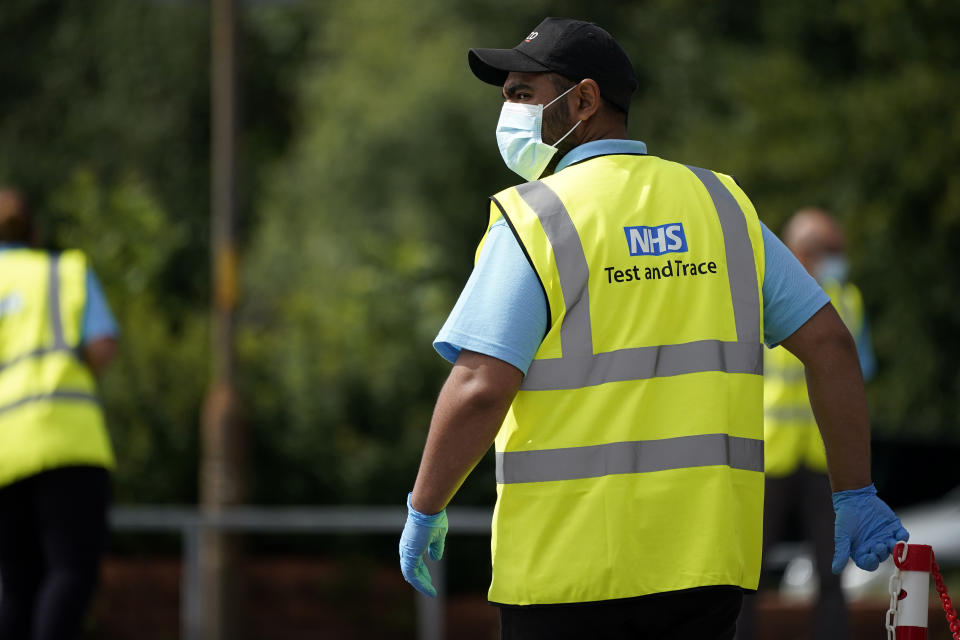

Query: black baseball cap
468;17;638;113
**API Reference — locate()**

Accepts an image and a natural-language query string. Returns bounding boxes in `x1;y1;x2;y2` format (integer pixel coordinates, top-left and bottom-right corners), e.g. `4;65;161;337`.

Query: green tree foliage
1;0;957;505
240;0;506;505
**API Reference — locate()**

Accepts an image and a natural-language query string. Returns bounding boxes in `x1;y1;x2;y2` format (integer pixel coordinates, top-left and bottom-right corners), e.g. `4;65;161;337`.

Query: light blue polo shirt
435;140;830;374
0;243;119;343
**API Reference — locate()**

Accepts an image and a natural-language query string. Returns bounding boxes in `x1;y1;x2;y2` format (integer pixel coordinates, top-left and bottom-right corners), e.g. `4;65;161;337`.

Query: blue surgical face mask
816;254;849;284
495;84;583;181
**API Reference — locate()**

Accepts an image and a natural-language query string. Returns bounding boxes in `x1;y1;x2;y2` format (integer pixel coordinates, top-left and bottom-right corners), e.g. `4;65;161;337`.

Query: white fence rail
110;506;493;640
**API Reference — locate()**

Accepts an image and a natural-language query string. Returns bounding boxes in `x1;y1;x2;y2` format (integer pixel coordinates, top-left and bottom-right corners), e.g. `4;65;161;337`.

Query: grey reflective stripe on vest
0;347;69;374
764;406;815;422
0;390;100;417
516;168;762;391
0;254;72;373
519;340;762;390
48;253;68;349
765;360;807;383
515;181;593;357
684;167;761;343
496;433;764;484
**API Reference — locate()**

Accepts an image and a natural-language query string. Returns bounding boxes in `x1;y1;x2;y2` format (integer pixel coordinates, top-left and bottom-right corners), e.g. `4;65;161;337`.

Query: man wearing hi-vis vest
0;188;118;640
398;18;907;639
737;208;877;640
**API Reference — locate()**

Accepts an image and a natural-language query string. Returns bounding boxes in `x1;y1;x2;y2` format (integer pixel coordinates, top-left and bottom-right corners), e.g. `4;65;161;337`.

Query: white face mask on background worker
495;83;582;181
815;254;850;284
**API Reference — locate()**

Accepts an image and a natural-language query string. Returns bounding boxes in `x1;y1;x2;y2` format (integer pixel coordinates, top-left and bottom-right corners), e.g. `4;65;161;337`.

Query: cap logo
524;31;538;42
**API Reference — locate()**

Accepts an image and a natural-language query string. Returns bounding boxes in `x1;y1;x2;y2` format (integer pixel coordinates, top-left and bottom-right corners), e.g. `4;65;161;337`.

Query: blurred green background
1;0;958;513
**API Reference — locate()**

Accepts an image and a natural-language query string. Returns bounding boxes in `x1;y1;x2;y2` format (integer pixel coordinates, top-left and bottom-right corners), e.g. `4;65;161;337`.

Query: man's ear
572;79;601;121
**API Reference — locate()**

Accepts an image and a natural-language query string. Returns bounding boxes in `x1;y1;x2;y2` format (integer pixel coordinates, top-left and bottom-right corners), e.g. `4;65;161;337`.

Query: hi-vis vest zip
0;249;114;488
763;280;864;477
479;155;766;606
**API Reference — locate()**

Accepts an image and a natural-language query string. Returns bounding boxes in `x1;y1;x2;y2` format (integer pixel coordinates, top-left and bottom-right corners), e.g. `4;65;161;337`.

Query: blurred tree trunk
201;0;245;638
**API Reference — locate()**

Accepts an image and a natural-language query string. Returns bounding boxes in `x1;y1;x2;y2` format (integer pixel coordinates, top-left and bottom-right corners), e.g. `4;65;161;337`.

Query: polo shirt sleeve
81;267;119;344
760;222;830;346
855;317;877;380
433;220;547;374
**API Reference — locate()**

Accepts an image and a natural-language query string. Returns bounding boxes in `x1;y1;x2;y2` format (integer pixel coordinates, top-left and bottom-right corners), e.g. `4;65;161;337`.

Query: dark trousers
499;586;743;640
0;466;111;640
736;467;848;640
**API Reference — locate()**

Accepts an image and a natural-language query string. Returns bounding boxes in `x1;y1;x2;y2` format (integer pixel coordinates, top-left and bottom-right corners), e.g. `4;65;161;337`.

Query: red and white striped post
892;542;934;640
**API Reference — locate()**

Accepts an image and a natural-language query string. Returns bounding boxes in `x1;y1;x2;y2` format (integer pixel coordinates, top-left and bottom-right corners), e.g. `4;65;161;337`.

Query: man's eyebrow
503;82;535;98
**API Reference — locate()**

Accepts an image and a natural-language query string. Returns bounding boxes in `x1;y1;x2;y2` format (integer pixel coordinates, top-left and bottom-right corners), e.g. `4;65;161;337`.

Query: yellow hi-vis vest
0;248;114;488
763;280;865;477
481;155;766;606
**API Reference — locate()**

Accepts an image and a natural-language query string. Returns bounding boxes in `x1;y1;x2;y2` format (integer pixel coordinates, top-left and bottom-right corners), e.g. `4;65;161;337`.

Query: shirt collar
555;139;648;173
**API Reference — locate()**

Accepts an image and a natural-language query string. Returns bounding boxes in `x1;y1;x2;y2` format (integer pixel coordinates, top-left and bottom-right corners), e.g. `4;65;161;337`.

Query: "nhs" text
623;223;688;257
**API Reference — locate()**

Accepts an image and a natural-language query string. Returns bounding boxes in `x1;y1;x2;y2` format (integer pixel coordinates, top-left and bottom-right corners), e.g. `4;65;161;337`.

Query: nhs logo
624;223;688;257
0;293;23;319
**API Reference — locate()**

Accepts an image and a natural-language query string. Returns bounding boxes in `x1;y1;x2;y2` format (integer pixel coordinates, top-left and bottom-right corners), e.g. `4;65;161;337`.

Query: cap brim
468;48;551;87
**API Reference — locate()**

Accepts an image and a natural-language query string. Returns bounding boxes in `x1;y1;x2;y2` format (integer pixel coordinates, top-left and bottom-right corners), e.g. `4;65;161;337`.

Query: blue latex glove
399;493;448;597
832;483;909;574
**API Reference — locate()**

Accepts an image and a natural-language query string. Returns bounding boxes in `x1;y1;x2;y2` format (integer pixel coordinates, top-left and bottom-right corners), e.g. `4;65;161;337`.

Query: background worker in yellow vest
737;208;876;640
398;18;906;639
0;188;118;640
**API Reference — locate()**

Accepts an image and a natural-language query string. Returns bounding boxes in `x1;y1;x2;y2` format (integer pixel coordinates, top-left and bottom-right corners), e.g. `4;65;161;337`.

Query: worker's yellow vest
481;155;766;605
763;281;864;477
0;248;114;488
